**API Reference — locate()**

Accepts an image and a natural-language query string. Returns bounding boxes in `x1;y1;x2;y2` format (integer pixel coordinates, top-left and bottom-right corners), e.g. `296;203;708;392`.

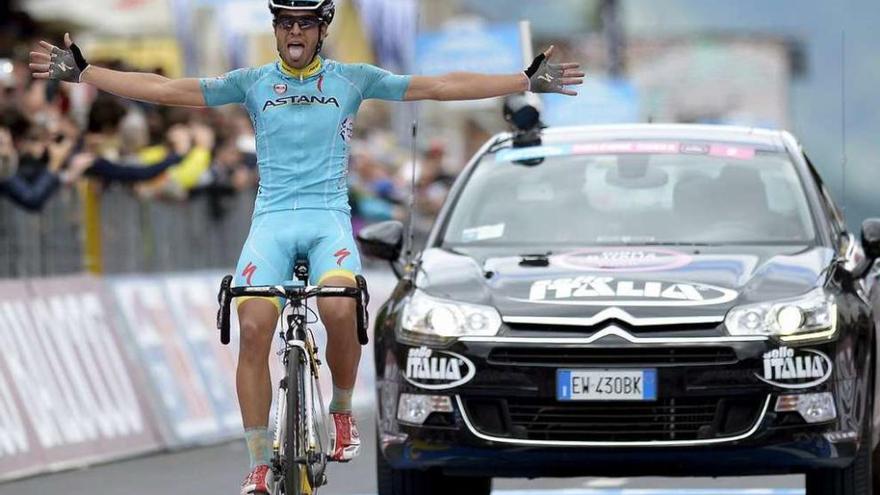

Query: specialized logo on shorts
334;248;351;266
242;262;257;286
262;95;340;111
273;83;288;95
339;116;354;143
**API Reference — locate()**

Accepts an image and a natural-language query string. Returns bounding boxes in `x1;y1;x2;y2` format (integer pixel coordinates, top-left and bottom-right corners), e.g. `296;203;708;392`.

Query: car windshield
442;141;816;247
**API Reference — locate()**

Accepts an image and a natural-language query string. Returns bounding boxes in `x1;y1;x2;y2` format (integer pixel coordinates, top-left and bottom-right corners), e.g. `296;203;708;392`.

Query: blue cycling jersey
200;58;411;216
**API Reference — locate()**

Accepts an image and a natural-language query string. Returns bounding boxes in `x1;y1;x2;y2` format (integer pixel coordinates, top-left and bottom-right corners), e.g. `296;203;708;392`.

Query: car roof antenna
839;30;847;216
404;119;418;266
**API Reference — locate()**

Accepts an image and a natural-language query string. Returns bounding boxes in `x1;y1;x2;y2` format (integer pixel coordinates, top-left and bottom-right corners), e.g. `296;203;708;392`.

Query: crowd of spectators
0;9;457;243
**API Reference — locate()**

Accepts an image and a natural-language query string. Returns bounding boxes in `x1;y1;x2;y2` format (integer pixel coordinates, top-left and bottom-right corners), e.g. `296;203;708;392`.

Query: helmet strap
306;24;327;66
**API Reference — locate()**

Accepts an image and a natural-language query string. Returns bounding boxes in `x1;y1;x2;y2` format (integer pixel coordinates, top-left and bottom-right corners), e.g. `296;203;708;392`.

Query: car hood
414;245;835;319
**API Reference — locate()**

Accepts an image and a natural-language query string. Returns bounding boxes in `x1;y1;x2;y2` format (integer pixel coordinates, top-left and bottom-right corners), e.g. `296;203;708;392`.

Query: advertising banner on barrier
0;276;161;481
110;273;248;446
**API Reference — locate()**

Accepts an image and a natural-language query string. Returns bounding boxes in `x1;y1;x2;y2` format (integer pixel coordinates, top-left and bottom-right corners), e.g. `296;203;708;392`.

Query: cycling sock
244;427;272;469
329;386;354;413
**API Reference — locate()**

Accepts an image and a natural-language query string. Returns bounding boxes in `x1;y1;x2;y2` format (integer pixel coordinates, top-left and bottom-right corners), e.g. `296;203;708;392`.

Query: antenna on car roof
403;6;422;267
839;30;847;214
404;120;418;265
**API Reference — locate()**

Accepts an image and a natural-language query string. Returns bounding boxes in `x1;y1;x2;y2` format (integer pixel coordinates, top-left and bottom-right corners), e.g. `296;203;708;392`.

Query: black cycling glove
49;43;89;83
523;52;567;94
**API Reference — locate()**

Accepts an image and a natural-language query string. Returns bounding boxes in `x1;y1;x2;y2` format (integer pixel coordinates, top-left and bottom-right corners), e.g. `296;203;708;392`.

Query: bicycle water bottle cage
294;258;310;282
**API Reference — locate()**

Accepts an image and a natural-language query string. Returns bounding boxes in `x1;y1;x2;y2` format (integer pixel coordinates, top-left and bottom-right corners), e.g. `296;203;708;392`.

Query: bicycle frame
216;270;369;495
275;300;326;493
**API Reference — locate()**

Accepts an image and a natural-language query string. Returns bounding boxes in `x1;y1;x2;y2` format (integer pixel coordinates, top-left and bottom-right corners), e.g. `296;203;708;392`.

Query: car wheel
376;440;491;495
806;372;874;494
873;444;880;493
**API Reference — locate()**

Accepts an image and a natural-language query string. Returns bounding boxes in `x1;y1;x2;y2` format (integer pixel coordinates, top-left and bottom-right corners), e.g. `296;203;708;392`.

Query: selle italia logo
403;346;475;390
756;346;832;389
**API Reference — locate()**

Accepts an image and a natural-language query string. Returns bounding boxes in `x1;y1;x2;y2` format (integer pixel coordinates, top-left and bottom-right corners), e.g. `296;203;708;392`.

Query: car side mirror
861;218;880;261
357;220;404;262
846;219;880;279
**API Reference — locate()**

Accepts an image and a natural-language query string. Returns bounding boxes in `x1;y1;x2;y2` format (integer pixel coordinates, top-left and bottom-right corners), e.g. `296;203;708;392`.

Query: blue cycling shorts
234;209;362;311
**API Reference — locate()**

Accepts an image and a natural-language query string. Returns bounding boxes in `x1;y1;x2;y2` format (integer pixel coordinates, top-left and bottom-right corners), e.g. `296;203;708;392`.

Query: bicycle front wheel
283;346;313;495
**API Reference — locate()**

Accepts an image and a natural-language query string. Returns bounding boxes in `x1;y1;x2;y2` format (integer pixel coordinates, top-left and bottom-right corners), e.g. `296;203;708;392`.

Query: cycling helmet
268;0;336;25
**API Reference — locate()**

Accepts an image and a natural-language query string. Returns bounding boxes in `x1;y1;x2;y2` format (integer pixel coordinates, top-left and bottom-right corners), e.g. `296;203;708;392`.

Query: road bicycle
217;259;369;495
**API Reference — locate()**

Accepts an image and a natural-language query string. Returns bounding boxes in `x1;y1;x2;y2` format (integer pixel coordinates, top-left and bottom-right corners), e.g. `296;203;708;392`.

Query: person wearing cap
29;1;584;492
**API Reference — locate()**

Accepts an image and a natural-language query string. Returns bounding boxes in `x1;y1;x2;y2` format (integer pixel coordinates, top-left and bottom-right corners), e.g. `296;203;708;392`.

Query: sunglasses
275;16;322;31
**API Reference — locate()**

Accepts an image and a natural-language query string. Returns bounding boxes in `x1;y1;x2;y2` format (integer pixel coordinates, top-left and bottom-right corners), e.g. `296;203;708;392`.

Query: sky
623;0;880;231
466;0;879;231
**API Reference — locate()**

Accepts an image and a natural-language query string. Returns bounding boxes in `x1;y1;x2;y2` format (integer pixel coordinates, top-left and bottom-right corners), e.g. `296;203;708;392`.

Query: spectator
0;123;90;211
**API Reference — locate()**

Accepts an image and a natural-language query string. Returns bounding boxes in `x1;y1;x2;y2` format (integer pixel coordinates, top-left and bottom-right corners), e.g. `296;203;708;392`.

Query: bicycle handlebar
216;275;370;346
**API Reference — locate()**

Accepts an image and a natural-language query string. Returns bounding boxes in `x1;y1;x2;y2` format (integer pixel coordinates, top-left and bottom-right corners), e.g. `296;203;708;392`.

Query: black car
357;122;880;495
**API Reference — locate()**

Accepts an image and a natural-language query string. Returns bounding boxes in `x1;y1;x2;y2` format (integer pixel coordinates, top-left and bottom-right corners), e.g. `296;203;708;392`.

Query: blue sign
416;23;522;76
543;77;641;126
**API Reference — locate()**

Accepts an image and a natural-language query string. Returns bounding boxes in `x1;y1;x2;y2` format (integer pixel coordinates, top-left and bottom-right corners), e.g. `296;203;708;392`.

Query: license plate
557;369;657;401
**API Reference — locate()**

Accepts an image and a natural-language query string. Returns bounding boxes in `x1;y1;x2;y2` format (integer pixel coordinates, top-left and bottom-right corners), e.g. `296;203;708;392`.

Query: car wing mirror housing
848;219;880;279
357;220;404;262
861;218;880;261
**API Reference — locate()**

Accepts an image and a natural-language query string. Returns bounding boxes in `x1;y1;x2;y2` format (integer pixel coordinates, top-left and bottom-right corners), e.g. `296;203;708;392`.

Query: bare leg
317;276;360;391
236;298;279;428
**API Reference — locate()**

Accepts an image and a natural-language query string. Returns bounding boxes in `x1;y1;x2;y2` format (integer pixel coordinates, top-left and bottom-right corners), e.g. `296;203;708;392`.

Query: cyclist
29;1;583;493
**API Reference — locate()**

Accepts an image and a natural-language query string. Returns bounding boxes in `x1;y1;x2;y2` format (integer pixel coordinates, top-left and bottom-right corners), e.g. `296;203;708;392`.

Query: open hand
524;45;585;96
29;33;89;83
61;152;96;184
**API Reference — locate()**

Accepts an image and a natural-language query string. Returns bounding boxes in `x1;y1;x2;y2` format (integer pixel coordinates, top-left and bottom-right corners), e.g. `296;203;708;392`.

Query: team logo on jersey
339;116;354;143
317;74;324;93
273;83;288;95
262;95;340;111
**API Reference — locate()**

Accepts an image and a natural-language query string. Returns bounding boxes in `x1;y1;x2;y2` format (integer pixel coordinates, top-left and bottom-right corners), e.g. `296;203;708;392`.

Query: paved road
1;407;803;494
2;266;805;494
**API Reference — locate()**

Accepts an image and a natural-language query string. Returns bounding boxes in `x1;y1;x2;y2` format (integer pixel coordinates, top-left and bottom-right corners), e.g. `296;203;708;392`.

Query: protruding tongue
288;45;305;60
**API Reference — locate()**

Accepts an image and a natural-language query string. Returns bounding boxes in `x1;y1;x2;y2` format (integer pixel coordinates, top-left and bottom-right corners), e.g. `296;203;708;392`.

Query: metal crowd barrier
0;186;256;277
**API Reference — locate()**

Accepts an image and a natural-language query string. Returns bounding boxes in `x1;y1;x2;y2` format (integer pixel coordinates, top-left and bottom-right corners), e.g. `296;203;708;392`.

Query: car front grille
487;346;738;367
461;395;766;444
505;321;722;334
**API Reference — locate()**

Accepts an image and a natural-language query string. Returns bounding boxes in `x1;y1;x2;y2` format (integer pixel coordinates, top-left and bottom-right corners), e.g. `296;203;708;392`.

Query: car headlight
400;289;502;342
724;288;837;342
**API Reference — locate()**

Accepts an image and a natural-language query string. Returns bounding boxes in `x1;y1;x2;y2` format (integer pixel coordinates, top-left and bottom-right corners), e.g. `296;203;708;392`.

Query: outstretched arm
0;171;61;212
405;45;584;101
29;33;206;107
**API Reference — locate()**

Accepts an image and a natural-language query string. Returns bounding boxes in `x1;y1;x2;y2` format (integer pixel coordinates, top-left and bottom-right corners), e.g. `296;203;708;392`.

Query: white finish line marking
355;491;804;495
492;491;804;495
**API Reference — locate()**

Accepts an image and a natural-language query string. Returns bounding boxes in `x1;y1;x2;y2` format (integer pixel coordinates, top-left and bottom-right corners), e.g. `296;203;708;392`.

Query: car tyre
376;440;491;495
806;374;874;494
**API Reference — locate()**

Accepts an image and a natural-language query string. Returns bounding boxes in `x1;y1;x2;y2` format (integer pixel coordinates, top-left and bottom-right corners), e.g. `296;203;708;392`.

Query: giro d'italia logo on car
404;346;475;390
756;346;833;389
553;247;693;272
524;276;738;307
